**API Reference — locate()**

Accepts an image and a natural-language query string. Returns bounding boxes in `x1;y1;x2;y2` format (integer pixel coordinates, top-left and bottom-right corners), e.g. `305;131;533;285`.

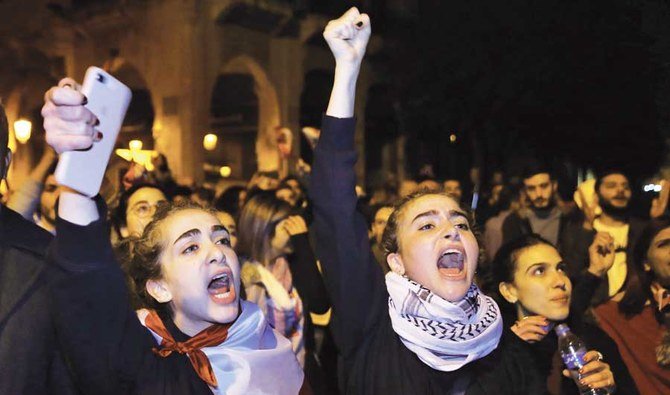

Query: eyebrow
524;261;563;273
411;209;468;224
173;228;201;245
212;225;229;234
525;262;547;274
130;200;149;207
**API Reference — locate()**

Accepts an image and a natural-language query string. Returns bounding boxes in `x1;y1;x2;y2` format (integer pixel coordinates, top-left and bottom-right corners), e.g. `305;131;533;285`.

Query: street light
14;119;32;144
219;166;232;178
129;139;143;151
203;133;218;151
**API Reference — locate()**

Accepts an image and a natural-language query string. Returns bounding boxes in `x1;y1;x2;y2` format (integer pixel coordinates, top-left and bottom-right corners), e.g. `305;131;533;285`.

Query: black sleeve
569;271;602;328
289;233;330;314
48;197;158;394
309;115;387;360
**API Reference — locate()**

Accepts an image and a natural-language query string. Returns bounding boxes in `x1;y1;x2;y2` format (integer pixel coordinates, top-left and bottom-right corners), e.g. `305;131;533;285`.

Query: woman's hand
323;7;371;68
282;215;308;236
563;350;616;393
42;78;99;154
510;315;551;343
42;78;100;224
324;7;371;118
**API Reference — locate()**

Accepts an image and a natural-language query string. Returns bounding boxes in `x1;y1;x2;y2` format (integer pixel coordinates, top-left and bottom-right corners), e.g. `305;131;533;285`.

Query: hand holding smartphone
54;67;132;197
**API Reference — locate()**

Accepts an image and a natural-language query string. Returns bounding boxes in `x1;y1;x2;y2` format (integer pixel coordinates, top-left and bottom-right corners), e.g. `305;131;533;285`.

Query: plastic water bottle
555;324;608;395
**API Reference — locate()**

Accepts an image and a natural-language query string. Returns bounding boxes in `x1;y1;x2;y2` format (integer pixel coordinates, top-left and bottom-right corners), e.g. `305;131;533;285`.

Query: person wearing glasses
113;183;168;240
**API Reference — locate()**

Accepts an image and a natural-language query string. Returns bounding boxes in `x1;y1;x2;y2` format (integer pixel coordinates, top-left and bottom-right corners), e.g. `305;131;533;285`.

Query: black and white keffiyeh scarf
386;272;502;371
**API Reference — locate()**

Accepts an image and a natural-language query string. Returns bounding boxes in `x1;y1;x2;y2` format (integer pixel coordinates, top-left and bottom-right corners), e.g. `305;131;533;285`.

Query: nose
207;242;226;265
552;271;568;291
442;222;460;240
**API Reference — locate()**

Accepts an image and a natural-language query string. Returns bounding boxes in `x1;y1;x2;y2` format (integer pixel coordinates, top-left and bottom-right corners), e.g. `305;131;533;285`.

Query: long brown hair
619;217;670;317
237;193;292;264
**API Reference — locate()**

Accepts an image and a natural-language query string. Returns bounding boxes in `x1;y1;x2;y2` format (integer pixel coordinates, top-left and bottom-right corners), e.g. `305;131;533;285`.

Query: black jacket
49;201;212;395
0;205;78;394
310;116;545;394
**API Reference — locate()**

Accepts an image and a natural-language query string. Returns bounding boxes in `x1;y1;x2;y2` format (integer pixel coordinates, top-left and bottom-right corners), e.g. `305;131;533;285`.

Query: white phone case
55;67;132;197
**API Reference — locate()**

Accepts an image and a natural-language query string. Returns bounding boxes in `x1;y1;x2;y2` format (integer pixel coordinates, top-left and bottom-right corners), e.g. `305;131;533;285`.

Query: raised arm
43;79;166;394
310;8;387;359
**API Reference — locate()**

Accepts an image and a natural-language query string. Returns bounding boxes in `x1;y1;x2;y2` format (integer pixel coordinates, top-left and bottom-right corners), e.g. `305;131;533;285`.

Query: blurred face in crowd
285;179;304;203
399;180;418;198
597;173;631;214
645;226;670;287
523;173;556;210
276;187;298;207
215;211;238;249
387;194;479;302
148;209;240;336
371;206;393;245
499;243;571;321
191;193;210;208
443;180;463;203
126;187;168;237
418;179;441;192
40;175;61;225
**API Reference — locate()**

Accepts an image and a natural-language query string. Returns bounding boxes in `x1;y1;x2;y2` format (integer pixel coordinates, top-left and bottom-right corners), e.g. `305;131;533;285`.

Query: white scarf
137;300;304;395
386;272;502;371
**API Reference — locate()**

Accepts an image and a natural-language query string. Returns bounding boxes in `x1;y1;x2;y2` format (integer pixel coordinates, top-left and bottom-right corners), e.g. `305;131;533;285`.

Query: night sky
363;0;670;186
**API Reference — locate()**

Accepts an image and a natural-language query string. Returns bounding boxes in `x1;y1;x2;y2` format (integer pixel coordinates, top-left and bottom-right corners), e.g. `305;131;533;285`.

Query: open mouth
207;270;236;304
437;247;466;277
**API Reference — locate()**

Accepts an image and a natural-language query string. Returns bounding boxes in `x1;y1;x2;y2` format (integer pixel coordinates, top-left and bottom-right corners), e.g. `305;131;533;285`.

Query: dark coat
311;116;546;394
49;201;213;395
0;205;78;394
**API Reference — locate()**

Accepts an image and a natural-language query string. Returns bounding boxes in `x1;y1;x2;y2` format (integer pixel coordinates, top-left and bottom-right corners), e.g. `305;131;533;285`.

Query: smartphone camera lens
96;73;106;83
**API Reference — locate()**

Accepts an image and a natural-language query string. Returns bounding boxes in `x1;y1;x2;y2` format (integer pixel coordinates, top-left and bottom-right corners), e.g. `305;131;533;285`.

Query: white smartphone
55;67;132;197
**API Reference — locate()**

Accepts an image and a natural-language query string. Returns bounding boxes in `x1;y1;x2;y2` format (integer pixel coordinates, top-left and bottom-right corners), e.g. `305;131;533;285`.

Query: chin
213;303;240;324
544;309;569;322
434;282;471;302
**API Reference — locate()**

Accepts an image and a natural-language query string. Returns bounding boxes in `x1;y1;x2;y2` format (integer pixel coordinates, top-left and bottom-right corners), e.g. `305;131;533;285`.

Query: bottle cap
554;323;570;336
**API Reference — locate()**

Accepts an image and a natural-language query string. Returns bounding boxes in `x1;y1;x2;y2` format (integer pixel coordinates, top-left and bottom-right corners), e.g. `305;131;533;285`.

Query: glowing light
219;166;232;178
129;139;143;151
115;148;157;171
644;183;663;192
203;134;218;151
14;119;32;144
449;134;457;143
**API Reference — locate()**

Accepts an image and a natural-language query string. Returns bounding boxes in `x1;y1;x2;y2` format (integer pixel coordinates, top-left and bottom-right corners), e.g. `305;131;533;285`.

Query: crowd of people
1;7;670;395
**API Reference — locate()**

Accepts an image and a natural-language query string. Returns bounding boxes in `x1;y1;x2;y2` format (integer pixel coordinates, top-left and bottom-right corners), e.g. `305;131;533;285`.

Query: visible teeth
212;273;229;281
214;292;230;299
441;249;462;257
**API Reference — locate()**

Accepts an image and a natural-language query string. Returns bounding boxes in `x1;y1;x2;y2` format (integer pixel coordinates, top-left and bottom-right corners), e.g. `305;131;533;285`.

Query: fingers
323;7;371;45
354;13;371;34
282;215;308;235
510;316;550;343
591;232;614;252
574;350;613;390
579;361;613;389
42;80;99;154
